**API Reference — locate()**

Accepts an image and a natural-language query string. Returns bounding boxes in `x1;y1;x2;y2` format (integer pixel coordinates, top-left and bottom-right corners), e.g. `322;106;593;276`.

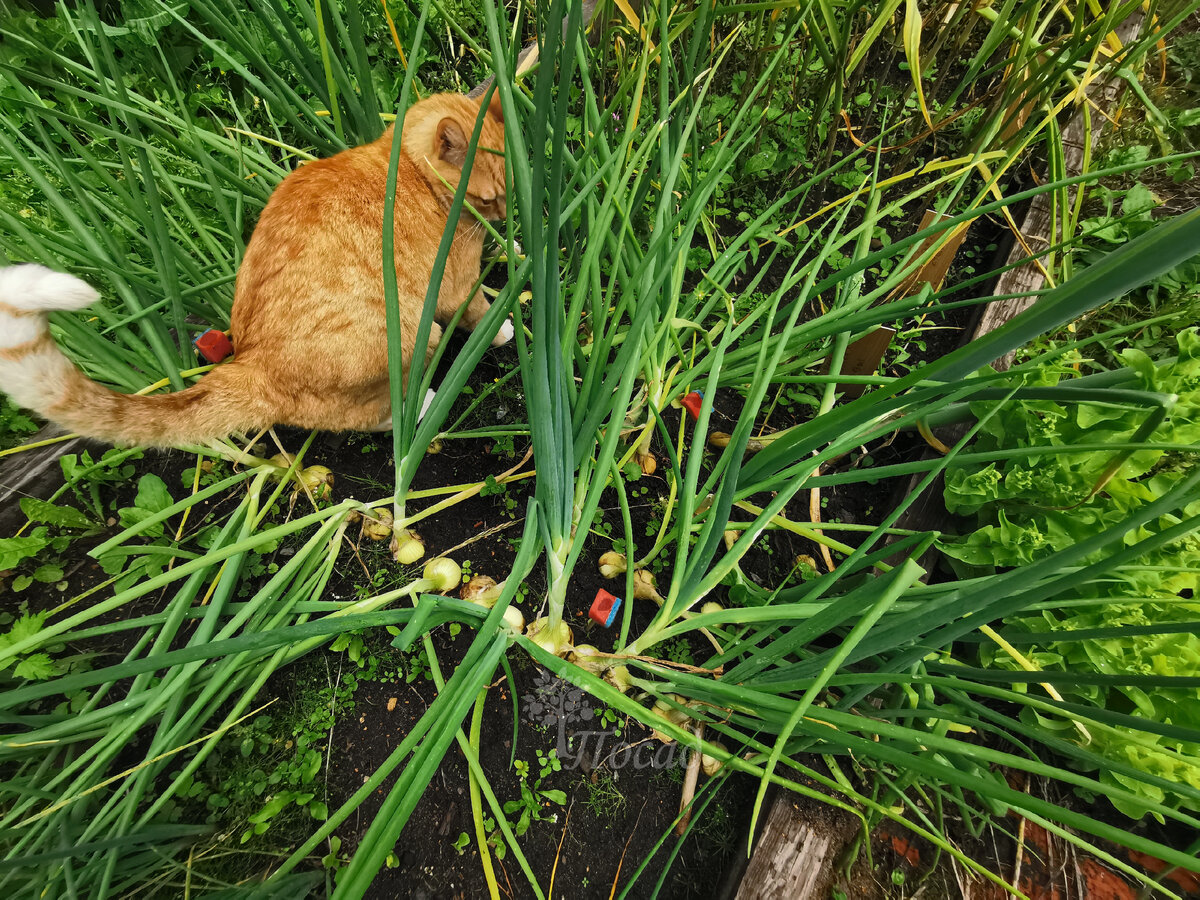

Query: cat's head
402;93;506;219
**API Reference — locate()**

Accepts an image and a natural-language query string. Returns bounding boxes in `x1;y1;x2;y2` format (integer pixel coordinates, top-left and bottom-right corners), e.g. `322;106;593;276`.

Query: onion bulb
632;569;664;604
723;530;739;552
460;574;503;608
570;645;633;693
298;465;334;500
361;508;393;542
604;665;632;694
700;601;723;616
598;551;627;579
636;450;657;476
391;529;425;564
701;741;727;776
267;453;333;499
422;557;461;592
569;643;607;675
427;438;444;455
269;452;296;470
525;617;574;657
502;606;525;633
649;696;692;744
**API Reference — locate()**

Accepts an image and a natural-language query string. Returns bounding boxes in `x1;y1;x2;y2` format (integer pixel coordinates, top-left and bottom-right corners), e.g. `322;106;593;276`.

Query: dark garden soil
316;632;755;900
0;234;996;898
299;347;828;899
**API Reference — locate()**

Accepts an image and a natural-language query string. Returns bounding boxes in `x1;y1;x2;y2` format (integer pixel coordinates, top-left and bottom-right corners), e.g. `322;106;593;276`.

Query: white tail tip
0;264;99;312
492;318;514;347
418;388;437;421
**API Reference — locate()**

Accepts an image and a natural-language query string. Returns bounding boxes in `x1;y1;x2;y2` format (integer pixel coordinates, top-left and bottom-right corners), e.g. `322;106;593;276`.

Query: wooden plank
735;796;849;900
822;326;895;399
890;209;972;299
818;210;966;399
0;429;82;534
974;13;1144;371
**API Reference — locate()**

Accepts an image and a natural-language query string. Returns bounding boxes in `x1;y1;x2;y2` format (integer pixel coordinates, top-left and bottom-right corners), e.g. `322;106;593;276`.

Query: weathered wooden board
823;326;896;399
974;13;1144;371
735;797;846;900
890;208;972;299
0;429;82;534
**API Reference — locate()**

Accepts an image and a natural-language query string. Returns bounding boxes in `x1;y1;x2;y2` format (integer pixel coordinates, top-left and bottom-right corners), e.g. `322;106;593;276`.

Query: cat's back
234;136;438;297
254;140;396;240
230;133;446;354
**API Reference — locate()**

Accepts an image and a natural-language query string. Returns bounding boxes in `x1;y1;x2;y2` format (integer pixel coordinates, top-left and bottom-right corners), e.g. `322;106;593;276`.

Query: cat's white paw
492;318;514;347
418;388;436;421
368;415;394;432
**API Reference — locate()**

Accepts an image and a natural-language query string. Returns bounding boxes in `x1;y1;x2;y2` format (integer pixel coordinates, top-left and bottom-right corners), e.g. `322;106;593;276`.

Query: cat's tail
0;264;270;448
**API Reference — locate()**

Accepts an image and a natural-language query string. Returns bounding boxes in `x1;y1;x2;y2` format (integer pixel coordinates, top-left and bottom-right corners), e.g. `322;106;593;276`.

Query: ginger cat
0;92;510;448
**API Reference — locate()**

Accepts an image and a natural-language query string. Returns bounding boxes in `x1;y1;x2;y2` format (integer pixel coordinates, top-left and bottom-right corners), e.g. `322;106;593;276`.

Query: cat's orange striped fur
0;92;509;448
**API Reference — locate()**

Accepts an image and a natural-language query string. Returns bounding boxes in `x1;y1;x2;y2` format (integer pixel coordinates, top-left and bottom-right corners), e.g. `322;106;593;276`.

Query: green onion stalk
0;461;495;894
380;1;522;565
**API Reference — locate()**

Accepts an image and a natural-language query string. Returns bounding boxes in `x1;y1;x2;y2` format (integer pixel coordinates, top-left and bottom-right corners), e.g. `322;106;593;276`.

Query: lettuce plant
944;329;1200;816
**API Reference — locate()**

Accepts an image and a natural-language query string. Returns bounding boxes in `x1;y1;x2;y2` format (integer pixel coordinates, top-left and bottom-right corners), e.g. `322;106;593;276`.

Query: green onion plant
3;0;1200;895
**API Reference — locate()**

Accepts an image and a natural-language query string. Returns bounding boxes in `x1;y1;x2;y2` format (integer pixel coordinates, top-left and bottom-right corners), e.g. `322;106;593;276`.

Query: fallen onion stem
807;464;836;573
732;500;867;565
917;418;953;454
436;518;522;561
403;470;535;501
567;649;723;677
399;447;534;529
676;722;704;836
979;623;1092;743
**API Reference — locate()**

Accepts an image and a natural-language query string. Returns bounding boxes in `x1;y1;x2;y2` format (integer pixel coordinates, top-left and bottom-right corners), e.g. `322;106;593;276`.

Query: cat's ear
435;117;468;167
484;92;504;124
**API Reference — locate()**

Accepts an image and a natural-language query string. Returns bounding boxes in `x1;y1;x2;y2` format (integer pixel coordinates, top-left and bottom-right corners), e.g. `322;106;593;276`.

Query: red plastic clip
589;589;622;627
193;329;233;363
680;390;704;420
